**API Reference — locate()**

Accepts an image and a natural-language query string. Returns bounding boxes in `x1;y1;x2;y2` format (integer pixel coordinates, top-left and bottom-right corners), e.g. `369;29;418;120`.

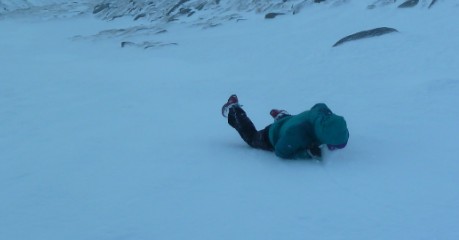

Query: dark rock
428;0;438;8
121;41;178;49
195;3;206;11
93;3;110;14
121;41;135;48
167;0;190;16
156;29;167;34
134;13;146;21
398;0;419;8
179;8;192;15
367;0;398;10
265;12;285;19
332;27;398;47
144;42;178;49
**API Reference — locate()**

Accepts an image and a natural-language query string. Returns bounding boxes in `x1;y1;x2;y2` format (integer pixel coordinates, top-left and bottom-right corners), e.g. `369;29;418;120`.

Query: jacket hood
315;114;349;145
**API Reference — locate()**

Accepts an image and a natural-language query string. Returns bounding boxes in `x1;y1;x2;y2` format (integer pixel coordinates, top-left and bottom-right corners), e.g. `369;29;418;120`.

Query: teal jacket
268;103;349;159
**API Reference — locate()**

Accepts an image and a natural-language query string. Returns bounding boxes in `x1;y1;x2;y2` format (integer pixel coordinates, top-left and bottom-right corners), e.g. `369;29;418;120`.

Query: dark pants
228;106;274;151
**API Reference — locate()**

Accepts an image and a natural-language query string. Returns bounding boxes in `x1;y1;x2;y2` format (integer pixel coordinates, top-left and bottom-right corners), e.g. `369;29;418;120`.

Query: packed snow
1;1;459;240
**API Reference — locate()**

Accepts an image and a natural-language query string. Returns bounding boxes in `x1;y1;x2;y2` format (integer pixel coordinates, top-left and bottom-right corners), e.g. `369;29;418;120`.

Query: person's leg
250;125;274;151
228;106;273;151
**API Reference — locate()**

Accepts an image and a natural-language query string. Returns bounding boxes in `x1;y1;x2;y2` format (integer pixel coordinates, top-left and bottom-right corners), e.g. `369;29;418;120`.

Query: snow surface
1;3;459;240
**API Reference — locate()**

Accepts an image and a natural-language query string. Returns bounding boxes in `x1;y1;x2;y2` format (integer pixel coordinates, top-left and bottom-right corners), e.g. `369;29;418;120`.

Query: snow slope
1;2;459;240
0;0;92;19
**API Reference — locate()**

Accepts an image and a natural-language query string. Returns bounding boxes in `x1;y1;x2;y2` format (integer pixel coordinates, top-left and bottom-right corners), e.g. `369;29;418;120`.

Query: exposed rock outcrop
333;27;398;47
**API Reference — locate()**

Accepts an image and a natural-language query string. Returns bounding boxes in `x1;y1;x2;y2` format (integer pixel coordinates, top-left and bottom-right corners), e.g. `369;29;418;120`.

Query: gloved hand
294;146;322;160
294;150;312;159
307;145;322;160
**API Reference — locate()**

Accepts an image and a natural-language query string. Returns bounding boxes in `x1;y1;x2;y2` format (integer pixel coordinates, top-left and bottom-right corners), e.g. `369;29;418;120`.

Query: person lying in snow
222;94;349;160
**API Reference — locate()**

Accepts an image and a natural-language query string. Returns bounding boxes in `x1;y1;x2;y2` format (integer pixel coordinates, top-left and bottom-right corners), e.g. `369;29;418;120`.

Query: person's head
315;114;349;150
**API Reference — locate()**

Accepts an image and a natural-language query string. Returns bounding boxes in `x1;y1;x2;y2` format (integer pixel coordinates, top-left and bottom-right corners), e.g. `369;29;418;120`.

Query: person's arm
274;128;312;159
274;138;302;159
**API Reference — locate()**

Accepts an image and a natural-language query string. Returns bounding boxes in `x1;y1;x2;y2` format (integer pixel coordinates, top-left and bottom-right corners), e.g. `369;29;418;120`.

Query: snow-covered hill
91;0;445;23
1;1;459;240
1;0;451;17
2;0;457;44
0;0;93;19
